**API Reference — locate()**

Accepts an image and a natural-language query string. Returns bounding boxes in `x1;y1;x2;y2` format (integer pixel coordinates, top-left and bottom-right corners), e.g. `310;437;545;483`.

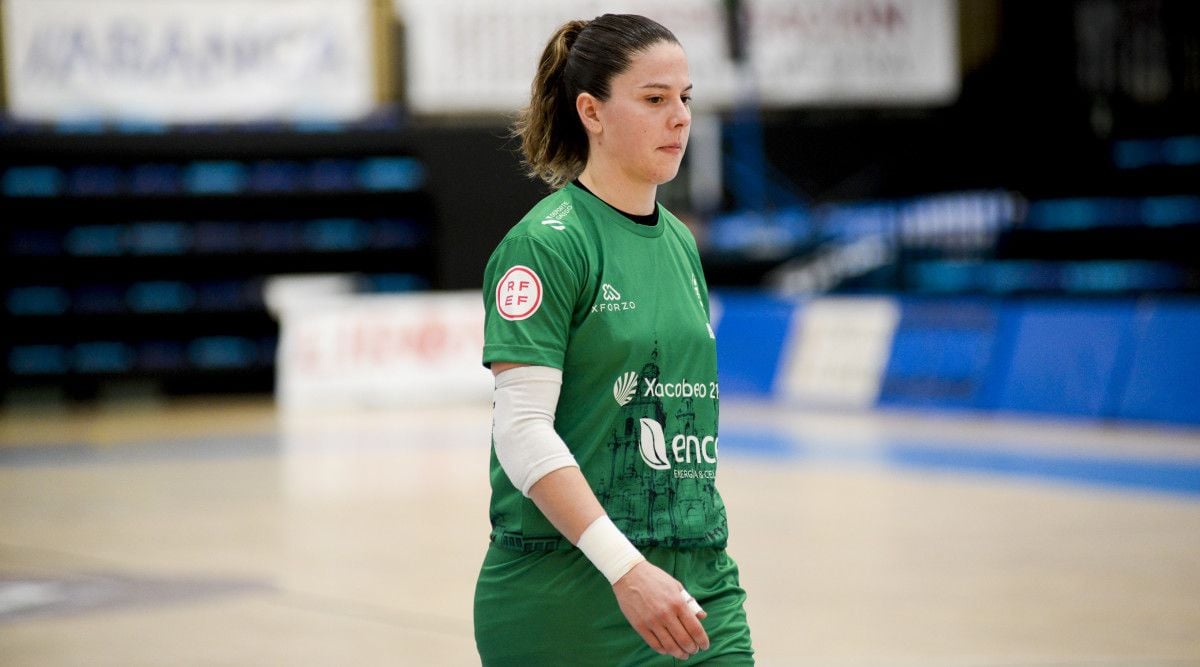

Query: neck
577;161;657;216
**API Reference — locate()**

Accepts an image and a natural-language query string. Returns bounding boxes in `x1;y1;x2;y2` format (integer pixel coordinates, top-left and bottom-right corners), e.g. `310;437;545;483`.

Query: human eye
681;94;692;106
646;95;664;104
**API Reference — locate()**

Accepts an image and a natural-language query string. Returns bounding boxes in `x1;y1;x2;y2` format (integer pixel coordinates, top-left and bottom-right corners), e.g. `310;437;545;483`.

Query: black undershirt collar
572;180;659;227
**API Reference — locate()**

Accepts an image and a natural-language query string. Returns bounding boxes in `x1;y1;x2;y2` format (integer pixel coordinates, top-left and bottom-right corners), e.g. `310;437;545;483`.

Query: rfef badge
496;265;543;321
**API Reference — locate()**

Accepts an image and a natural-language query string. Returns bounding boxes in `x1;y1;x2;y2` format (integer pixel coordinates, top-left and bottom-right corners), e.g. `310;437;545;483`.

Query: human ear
576;92;602;134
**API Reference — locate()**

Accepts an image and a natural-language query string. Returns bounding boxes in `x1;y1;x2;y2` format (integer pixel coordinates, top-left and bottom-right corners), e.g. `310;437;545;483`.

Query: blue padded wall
713;292;799;396
878;299;1001;410
713;293;1200;426
1117;301;1200;425
991;301;1138;419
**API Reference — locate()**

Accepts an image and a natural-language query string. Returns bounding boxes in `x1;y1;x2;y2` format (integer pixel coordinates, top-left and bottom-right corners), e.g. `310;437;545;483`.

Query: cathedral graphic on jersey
599;345;723;547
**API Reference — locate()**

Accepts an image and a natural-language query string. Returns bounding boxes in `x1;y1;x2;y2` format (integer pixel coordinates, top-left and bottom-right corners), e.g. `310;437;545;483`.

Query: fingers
650;624;690;661
628;601;707;660
679;588;710;648
646;596;711;660
632;625;666;658
685;615;710;650
663;615;705;660
611;563;711;660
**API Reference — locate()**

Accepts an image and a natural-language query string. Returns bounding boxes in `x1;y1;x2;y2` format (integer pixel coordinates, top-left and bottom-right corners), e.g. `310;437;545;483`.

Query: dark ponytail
514;14;679;188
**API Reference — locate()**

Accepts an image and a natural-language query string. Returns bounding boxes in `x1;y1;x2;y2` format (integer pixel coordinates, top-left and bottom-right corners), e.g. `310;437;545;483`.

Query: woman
475;14;754;665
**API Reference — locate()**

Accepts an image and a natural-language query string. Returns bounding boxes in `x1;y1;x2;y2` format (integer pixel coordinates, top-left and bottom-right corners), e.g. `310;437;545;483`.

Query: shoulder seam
494;233;579;281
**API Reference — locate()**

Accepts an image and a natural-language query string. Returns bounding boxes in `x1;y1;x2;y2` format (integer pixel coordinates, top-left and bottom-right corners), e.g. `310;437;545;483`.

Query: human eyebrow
639;83;694;92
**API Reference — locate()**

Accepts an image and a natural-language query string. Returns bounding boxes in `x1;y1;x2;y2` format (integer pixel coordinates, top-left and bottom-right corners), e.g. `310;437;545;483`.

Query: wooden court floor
1;397;1198;666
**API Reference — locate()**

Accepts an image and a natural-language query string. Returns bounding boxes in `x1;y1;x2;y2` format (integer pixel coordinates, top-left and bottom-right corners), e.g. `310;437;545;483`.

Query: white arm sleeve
491;365;579;497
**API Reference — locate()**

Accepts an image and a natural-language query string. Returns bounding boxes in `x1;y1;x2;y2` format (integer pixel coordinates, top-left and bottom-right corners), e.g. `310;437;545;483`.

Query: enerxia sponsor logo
637;418;719;472
638;419;671;470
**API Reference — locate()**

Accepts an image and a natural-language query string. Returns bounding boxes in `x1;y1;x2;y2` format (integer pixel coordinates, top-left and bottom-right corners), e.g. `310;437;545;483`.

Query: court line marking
721;427;1200;498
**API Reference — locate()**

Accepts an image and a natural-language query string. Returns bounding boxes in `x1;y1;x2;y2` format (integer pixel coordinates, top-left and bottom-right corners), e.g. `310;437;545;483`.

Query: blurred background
2;0;1198;416
1;1;1198;665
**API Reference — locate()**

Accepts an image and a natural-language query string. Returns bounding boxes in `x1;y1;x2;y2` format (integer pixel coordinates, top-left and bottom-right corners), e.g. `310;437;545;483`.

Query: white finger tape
680;588;703;615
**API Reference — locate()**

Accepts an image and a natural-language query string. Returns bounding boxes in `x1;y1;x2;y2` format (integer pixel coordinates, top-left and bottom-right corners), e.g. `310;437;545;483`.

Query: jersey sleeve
482;235;580;370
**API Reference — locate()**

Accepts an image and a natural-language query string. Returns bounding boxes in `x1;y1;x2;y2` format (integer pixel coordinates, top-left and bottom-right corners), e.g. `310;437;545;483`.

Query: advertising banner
276;291;491;410
4;0;375;122
403;0;957;113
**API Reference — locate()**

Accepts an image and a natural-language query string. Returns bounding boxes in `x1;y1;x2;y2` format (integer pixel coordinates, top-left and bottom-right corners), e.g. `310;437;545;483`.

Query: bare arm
491;362;710;660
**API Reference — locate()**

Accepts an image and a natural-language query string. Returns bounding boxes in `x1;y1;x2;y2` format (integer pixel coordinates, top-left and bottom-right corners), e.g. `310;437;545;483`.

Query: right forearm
529;466;646;587
526;466;605;545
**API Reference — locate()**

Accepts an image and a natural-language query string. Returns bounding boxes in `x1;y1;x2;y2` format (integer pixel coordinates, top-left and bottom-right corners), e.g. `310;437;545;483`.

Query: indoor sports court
1;398;1198;665
2;0;1199;665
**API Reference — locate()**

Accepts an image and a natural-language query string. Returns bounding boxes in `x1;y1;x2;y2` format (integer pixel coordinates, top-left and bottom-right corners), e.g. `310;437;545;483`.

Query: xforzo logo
593;283;634;313
637;418;718;471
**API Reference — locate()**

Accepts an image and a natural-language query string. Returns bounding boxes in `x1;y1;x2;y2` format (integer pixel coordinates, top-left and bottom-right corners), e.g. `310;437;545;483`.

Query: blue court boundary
721;427;1200;498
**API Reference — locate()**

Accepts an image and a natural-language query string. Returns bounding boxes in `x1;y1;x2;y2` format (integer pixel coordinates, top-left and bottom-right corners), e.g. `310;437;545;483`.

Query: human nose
670;99;691;129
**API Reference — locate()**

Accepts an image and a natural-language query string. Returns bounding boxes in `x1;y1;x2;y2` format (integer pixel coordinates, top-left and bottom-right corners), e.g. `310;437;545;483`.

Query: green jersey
482;182;727;551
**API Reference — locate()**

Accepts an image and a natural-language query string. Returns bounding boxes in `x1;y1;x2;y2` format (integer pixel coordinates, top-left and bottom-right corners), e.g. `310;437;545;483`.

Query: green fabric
482;183;728;550
474;544;754;666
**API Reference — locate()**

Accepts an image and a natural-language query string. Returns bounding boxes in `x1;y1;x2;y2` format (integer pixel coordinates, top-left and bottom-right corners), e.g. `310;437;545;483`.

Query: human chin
659;148;686;177
649;160;682;185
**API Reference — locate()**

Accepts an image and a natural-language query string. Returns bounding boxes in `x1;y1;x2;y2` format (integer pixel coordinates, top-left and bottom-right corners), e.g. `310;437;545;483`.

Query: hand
612;560;710;661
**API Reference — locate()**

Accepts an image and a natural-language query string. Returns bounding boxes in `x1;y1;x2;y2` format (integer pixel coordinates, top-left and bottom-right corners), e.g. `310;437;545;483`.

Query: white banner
4;0;376;123
402;0;957;113
776;297;900;408
276;291;491;410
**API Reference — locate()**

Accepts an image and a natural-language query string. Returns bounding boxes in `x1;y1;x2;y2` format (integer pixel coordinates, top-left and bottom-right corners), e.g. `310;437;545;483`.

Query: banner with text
4;0;376;123
403;0;957;113
276;291;490;410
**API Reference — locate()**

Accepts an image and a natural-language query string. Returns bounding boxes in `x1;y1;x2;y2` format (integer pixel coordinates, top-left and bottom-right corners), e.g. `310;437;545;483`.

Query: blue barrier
878;299;1000;410
1118;302;1200;425
713;292;799;396
991;301;1137;419
714;292;1200;427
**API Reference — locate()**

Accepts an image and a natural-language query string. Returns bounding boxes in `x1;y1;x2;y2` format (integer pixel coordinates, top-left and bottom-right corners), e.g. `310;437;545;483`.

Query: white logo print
613;371;638;406
615;370;721;473
539;202;573;231
593;283;636;313
638;418;672;470
636;418;719;472
692;274;716;339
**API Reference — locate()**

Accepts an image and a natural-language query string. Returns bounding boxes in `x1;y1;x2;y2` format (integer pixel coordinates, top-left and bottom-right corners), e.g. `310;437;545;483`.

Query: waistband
492;531;729;553
495;532;567;552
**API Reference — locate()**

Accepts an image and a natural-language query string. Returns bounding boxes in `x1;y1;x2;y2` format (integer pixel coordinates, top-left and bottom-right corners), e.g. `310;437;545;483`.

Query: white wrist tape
576;515;646;585
492;365;579;497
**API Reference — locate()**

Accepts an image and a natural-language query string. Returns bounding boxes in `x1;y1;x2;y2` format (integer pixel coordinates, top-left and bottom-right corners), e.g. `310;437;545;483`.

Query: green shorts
474;544;754;666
